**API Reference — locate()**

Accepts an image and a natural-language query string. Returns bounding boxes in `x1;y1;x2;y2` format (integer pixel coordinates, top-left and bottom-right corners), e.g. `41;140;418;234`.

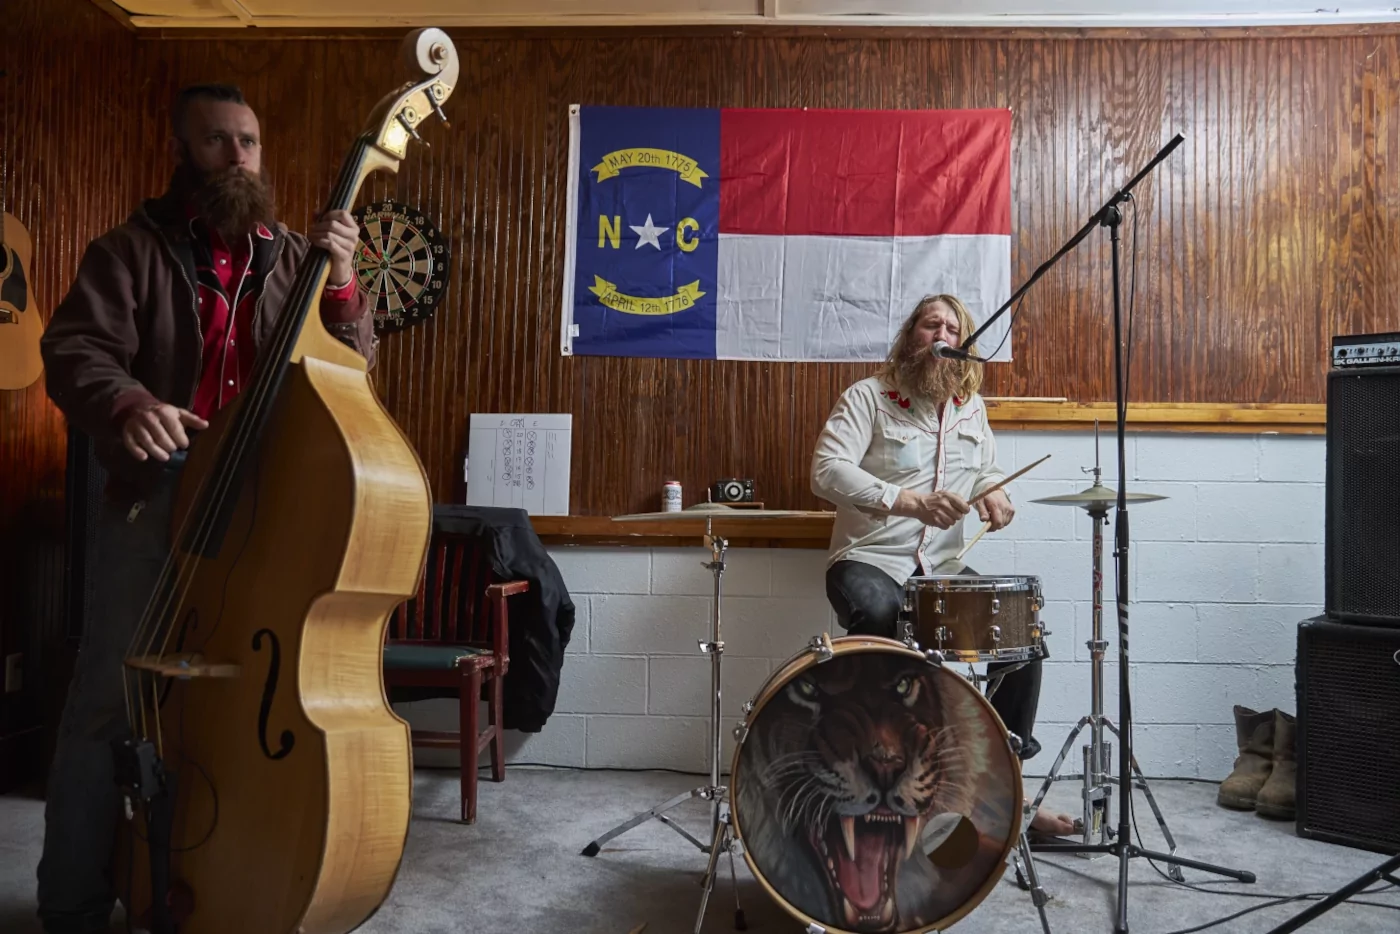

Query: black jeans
38;455;186;934
825;559;1044;761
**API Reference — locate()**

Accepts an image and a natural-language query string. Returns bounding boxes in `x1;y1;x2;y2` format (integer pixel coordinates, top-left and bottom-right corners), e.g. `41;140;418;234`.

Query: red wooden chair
384;528;528;823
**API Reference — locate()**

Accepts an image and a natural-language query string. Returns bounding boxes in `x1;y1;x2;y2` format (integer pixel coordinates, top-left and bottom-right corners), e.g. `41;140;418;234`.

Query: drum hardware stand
961;135;1254;933
1011;810;1055;934
1263;852;1400;933
581;519;731;861
694;798;749;933
976;658;1031;701
694;635;843;932
997;733;1055;934
1028;450;1183;874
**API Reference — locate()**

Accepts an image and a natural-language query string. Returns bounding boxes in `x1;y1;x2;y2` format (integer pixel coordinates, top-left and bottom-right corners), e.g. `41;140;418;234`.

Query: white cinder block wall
403;430;1323;781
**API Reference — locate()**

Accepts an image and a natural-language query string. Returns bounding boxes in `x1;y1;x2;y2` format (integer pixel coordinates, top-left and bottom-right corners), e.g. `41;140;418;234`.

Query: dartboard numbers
353;200;450;333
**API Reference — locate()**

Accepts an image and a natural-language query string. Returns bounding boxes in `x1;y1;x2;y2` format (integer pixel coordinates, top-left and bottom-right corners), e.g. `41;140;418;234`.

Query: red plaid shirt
187;209;359;419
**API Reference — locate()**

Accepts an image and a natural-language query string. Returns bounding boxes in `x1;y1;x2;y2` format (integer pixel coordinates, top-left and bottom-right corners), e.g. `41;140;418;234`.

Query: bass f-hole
251;628;295;761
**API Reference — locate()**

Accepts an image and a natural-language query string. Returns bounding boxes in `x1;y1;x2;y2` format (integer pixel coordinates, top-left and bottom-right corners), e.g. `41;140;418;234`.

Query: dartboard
353;200;450;333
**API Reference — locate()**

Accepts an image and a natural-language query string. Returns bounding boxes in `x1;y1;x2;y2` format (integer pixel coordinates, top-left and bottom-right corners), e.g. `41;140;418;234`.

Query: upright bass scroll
115;29;458;934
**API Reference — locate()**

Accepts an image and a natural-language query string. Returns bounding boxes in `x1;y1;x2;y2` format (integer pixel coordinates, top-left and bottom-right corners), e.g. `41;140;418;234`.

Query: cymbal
1030;481;1168;509
611;503;835;522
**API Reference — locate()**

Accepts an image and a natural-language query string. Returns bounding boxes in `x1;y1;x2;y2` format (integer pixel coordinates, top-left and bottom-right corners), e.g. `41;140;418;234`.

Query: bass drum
730;635;1022;933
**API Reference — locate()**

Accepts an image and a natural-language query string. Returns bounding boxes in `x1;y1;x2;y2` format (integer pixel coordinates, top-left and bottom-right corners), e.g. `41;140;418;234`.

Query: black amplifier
1326;364;1400;625
1331;331;1400;368
1296;617;1400;854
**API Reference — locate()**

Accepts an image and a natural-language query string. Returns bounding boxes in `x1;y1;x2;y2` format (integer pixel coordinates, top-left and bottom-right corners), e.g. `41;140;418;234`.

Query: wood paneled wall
114;28;1400;516
6;6;1400;748
0;0;144;774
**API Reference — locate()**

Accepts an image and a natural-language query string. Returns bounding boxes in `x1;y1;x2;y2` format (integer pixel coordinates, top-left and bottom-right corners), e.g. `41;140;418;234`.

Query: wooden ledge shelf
985;401;1325;434
530;514;835;549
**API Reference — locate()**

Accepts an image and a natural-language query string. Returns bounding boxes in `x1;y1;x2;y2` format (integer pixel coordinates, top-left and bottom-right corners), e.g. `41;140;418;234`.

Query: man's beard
895;345;967;404
173;159;275;243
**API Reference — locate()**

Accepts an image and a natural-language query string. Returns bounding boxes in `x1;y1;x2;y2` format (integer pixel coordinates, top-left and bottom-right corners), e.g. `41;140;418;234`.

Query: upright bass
115;29;457;934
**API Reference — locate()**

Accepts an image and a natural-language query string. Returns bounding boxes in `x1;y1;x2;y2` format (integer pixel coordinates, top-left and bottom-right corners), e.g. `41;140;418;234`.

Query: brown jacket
41;190;377;496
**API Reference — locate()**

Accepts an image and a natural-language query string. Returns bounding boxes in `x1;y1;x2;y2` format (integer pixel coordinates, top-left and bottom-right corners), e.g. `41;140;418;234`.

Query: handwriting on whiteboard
466;414;572;515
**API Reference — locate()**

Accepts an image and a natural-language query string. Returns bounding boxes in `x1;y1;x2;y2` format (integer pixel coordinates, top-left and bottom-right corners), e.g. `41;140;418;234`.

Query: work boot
1255;710;1297;820
1218;705;1274;810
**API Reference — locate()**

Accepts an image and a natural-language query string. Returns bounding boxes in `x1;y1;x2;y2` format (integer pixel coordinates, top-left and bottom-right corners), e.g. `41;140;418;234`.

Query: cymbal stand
1026;447;1182;874
581;520;740;912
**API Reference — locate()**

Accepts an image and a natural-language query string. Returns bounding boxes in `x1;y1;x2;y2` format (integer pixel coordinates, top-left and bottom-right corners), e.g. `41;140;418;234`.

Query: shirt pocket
944;422;986;473
881;422;924;472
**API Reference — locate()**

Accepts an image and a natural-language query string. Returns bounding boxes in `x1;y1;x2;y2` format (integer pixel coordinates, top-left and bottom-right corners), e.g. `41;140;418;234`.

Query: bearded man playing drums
811;293;1076;838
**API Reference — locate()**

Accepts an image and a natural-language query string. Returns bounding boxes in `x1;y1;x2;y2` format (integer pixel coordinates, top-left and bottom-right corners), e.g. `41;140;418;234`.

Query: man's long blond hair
877;294;984;400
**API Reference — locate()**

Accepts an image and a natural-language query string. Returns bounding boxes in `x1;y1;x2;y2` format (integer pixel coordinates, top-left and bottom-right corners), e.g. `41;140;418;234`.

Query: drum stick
968;454;1051;506
955;455;1049;563
955;521;991;562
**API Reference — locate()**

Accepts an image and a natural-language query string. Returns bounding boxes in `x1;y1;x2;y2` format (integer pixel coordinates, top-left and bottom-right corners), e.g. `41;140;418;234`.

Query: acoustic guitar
0;210;43;390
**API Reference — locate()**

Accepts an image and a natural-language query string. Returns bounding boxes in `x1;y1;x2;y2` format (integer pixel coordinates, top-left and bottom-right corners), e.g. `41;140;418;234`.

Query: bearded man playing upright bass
35;83;375;934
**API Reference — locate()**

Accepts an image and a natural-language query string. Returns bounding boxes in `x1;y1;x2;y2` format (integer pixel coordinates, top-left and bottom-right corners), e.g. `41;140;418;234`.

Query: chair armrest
485;580;527;672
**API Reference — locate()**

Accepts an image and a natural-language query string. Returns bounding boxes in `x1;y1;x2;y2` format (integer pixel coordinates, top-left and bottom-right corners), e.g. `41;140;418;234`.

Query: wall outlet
4;653;21;694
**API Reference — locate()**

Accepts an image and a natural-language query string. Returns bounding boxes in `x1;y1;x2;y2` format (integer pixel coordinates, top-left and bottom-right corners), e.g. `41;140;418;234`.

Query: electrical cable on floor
1130;781;1399;903
1030;780;1400;934
1154;884;1400;934
1032;847;1399;934
461;760;1400;929
1127;789;1400;932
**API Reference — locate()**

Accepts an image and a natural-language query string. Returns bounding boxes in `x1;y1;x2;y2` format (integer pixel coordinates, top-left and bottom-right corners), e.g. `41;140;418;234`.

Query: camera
710;478;755;503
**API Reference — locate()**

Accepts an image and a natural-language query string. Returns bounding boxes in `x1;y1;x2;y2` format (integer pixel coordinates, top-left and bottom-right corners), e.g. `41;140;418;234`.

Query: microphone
932;341;989;363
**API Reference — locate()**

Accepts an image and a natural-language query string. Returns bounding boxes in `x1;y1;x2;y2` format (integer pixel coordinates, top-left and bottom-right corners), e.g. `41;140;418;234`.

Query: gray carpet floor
2;768;1397;934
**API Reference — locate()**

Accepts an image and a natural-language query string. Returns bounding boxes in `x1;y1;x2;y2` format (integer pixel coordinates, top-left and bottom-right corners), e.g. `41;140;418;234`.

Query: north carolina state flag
562;105;1012;361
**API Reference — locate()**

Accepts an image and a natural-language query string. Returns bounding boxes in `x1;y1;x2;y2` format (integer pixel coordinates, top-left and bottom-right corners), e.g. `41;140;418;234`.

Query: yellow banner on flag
591;148;709;188
588;276;706;316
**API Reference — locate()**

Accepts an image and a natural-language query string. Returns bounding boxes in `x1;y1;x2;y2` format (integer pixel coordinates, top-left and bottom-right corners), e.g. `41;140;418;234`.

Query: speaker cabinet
1326;366;1400;625
1296;616;1400;853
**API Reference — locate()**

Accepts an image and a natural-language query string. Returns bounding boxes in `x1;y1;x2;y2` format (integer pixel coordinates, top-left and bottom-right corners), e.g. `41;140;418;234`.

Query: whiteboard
465;414;573;516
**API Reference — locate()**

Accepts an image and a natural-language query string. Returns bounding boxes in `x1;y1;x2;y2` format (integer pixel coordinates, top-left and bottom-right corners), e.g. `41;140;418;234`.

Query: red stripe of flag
718;108;1011;237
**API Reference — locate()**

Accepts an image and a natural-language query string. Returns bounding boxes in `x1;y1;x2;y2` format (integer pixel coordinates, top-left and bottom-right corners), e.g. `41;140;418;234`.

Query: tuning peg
396;112;428;148
428;84;451;129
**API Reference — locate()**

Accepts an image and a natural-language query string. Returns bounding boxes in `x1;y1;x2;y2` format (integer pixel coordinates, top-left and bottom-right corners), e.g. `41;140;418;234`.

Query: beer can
662;480;682;512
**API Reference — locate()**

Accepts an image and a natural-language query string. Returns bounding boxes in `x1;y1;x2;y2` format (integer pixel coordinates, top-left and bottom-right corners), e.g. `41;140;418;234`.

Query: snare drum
730;635;1022;933
902;575;1045;663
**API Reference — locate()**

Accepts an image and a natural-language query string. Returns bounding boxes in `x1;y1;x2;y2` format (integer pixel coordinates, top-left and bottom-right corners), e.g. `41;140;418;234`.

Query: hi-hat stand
1025;425;1183;879
961;134;1255;933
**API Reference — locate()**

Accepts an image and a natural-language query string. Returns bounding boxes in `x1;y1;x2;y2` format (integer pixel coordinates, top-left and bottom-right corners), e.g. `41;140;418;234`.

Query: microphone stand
1263;852;1400;933
969;134;1256;934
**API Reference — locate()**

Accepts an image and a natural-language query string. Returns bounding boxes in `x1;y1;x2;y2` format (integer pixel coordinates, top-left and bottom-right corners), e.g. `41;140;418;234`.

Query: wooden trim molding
138;22;1400;39
985;401;1326;435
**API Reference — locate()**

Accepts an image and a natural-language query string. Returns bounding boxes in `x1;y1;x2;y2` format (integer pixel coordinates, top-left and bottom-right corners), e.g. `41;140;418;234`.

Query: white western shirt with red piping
811;376;1008;584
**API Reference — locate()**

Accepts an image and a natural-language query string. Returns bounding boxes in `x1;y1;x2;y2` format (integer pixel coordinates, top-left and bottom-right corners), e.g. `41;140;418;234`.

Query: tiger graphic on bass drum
732;642;1020;933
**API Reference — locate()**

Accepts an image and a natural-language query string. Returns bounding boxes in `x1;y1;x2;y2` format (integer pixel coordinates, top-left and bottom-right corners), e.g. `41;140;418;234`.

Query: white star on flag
630;214;666;250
